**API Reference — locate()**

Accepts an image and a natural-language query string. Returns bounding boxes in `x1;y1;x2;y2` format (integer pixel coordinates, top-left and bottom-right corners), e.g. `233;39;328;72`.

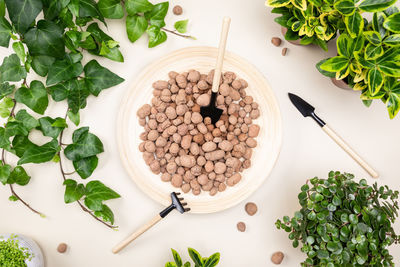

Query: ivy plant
265;0;397;51
317;7;400;119
276;171;400;266
165;248;220;267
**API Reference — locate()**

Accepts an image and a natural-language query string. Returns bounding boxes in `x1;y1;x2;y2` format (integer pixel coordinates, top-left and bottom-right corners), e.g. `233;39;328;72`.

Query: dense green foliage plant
0;0;193;228
276;171;400;266
165;248;220;267
265;0;397;51
0;235;32;267
317;7;400;119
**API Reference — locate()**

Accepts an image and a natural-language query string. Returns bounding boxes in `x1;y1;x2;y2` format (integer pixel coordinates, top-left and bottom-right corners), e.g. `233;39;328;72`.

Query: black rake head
200;92;223;125
159;192;190;218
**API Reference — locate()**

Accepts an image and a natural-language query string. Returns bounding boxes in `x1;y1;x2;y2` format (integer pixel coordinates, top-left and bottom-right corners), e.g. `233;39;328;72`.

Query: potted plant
265;0;397;51
317;7;400;119
276;171;400;266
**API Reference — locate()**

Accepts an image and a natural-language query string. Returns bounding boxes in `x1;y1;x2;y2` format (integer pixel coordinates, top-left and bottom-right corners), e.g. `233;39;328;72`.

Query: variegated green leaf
378;61;400;77
365;43;384;60
373;12;387;38
376;47;400;63
386;92;400;118
171;249;182;267
337;34;350;57
363;31;382;45
334;0;356;15
336;66;350;80
266;0;291;7
316;59;336;78
368;68;384;95
309;0;322;6
204;253;221;267
188;248;203;267
354;82;368;91
291;0;307;10
320;56;349;72
354;51;375;68
359;0;397;12
291;21;302;31
383;34;400;46
348;33;365;54
383;13;400;33
345;12;364;38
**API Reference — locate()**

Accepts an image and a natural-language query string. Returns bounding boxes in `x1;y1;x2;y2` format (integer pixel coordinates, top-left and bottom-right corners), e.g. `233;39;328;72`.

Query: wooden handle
112;214;162;254
322;125;379;178
211;17;231;93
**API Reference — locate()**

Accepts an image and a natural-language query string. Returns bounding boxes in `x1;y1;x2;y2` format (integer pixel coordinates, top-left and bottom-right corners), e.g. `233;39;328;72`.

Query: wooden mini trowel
288;92;379;178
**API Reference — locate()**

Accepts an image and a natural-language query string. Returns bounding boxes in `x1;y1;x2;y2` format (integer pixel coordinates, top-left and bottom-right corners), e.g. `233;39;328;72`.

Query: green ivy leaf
188;248;203;267
38;117;66;139
0;128;10;149
15;80;48;115
31;55;56;77
147;25;167;48
18;139;60;164
345;12;364;38
42;0;70;20
15;109;39;131
68;80;89;113
0;0;4;16
83;60;124;96
63;179;86;203
64;128;104;161
8;166;30;185
73;156;98;179
0;164;11;185
94;204;115;224
383;13;400;33
98;0;124;19
0;83;15;100
84;180;120;211
46;57;83;86
174;20;188;34
24;20;65;59
5;0;43;33
12;42;26;63
12;135;35;157
203;253;220;267
126;14;148;43
126;0;154;15
99;41;124;62
0;17;12;48
359;0;396;12
144;2;169;28
0;54;27;82
333;0;356;15
48;78;76;102
67;110;80;126
79;0;105;24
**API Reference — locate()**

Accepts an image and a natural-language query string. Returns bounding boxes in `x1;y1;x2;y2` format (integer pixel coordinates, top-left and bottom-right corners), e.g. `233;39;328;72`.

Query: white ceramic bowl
0;234;44;267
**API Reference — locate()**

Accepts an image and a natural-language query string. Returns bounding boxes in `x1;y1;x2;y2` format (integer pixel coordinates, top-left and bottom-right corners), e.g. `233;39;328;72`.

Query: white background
1;0;400;266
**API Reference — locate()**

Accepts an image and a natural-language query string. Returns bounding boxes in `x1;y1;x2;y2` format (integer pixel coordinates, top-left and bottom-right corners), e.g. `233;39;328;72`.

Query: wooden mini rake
112;192;190;254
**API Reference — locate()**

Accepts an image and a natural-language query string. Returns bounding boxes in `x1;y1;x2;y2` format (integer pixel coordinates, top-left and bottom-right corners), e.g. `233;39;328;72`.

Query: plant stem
9;184;45;217
161;27;195;39
58;124;116;229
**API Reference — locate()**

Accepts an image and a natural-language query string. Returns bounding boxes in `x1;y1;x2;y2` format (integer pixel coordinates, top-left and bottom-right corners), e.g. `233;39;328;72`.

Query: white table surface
1;0;400;266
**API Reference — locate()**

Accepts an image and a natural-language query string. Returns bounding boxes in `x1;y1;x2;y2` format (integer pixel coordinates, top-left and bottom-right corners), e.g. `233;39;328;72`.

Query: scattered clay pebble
271;37;282;47
173;5;183;15
57;243;68;253
237;222;246;232
281;47;288;56
245;202;258;216
271;251;284;265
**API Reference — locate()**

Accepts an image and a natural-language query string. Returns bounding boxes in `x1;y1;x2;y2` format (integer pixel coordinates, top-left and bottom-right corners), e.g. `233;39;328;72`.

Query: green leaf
0;54;27;82
291;0;307;10
317;250;329;259
383;34;400;46
12;42;26;63
0;164;11;185
98;0;124;19
0;0;4;16
8;166;30;185
204;253;220;267
316;59;336;78
83;60;124;96
378;61;400;76
0;17;12;48
31;56;55;77
15;81;48;115
5;120;28;137
15;109;39;131
99;41;124;62
67;110;80;126
174;20;188;34
38;117;66;139
68;80;89;113
363;31;382;45
171;249;183;267
365;43;384;60
126;0;154;15
368;68;384;96
0;128;10;149
337;34;350;58
79;0;105;23
18;139;60;164
373;12;387;38
147;25;167;48
334;0;356;15
386;91;400;118
144;2;169;28
0;83;15;100
12;135;35;157
73;156;98;179
72;127;89;143
320;56;349;72
267;0;291;7
94;204;115;224
188;248;203;267
84;180;120;211
5;0;43;33
63;179;85;203
48;78;76;102
126;14;148;43
359;0;396;12
345;12;364;38
64;128;104;161
383;13;400;33
46;57;83;86
24;20;65;59
42;0;70;20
